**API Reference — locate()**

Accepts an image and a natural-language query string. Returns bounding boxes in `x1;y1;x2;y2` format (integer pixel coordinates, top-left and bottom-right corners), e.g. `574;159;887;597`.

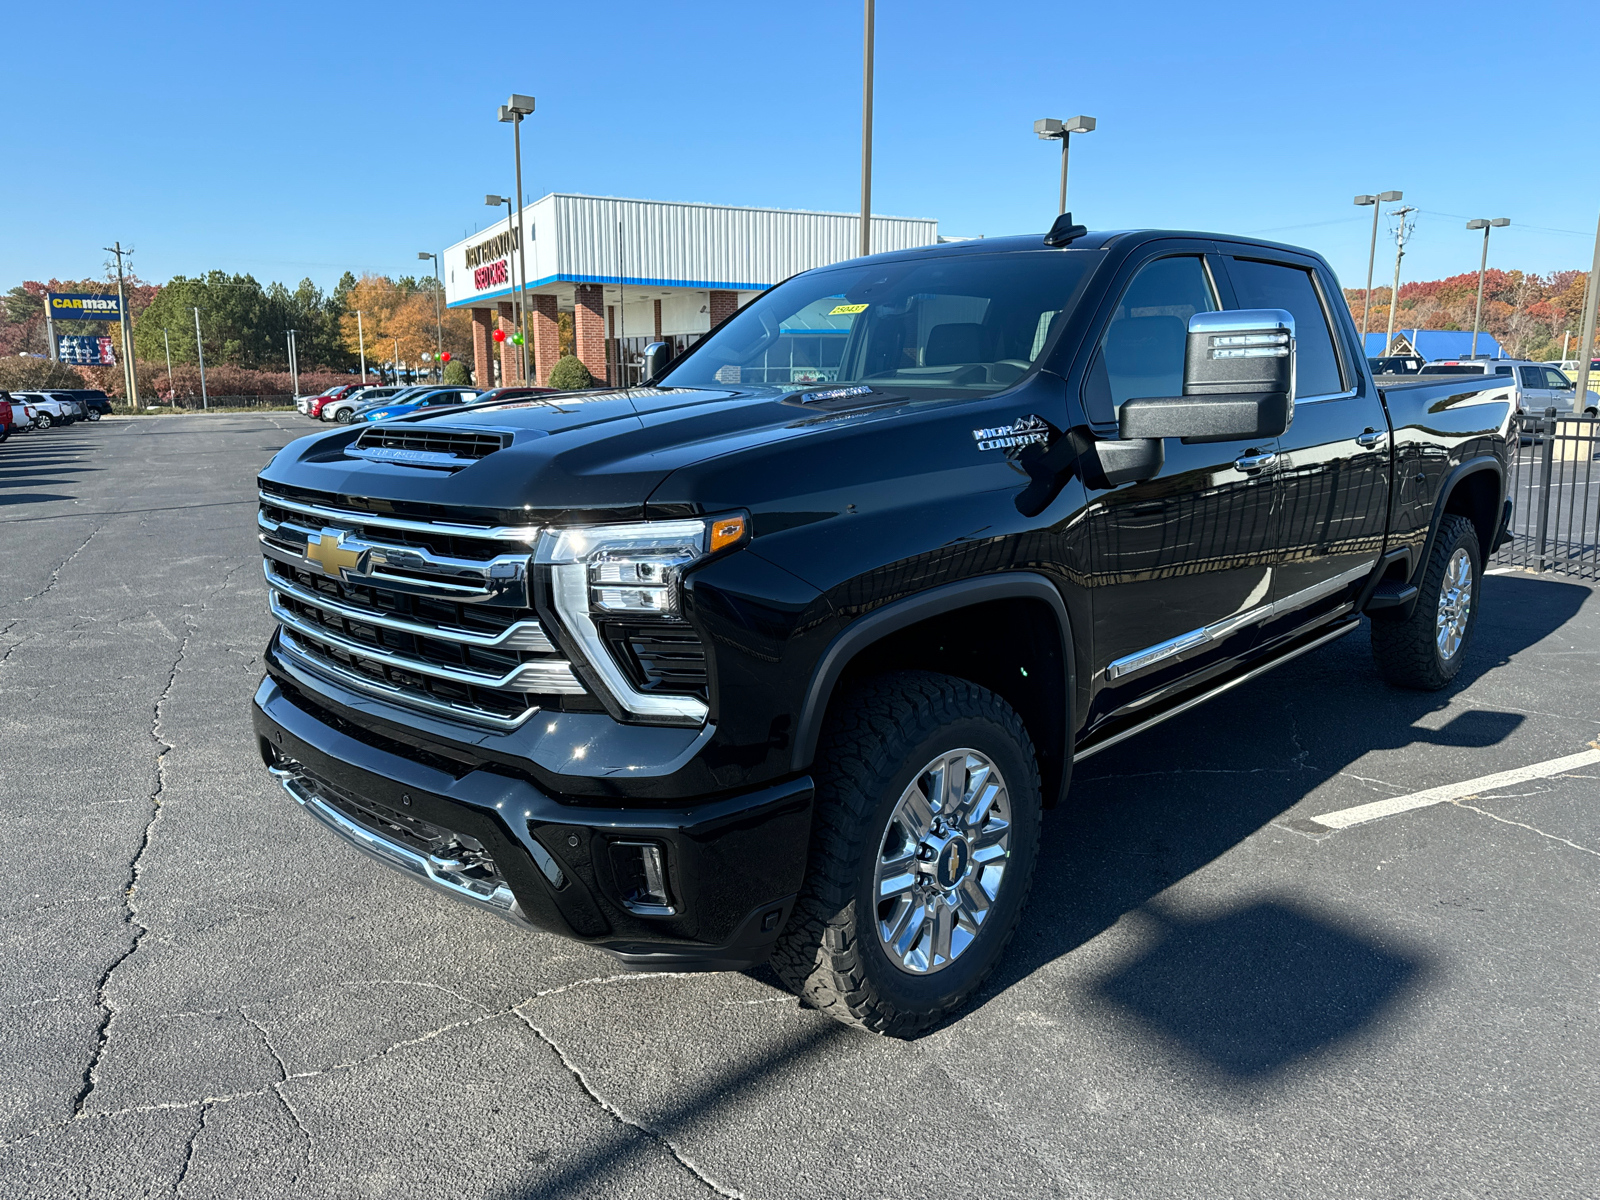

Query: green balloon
512;332;525;345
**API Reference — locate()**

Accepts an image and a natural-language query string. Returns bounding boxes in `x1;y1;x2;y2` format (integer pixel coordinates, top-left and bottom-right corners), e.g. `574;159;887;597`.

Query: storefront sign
473;259;509;291
48;292;123;321
464;228;519;268
58;335;117;364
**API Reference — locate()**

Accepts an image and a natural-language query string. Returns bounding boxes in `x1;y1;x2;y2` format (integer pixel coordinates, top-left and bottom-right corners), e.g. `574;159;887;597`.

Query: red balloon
492;328;506;343
441;352;451;363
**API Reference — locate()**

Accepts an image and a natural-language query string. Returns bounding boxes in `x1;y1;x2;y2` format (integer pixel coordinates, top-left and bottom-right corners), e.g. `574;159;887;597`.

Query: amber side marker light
710;515;747;552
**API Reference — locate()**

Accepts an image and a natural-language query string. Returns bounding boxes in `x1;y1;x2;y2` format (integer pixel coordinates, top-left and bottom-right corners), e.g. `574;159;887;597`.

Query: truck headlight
535;515;747;723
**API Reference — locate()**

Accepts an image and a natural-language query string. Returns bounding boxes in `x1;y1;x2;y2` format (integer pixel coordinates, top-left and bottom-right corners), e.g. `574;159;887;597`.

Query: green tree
548;355;593;390
443;359;471;385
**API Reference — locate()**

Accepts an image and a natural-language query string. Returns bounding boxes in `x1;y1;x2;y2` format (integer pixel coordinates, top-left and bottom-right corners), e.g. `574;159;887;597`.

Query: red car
309;383;365;420
0;395;12;442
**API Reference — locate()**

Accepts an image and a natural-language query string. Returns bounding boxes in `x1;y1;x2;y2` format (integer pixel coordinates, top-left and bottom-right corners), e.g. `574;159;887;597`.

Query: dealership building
441;194;940;388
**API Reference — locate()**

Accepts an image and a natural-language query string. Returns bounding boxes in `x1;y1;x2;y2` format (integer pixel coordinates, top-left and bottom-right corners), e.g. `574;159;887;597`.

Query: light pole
486;193;526;383
1354;191;1403;346
1385;205;1417;353
286;329;300;397
498;94;535;381
393;337;401;386
1034;116;1097;216
418;251;444;380
1465;218;1510;358
860;0;874;257
192;306;209;411
1573;209;1600;421
356;310;367;383
162;328;173;405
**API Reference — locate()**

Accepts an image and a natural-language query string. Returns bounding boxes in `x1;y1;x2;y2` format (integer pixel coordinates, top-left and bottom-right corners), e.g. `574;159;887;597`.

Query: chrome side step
1073;619;1360;762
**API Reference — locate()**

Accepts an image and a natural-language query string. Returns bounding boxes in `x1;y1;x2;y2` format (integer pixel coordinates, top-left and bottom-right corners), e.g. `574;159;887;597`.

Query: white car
1422;359;1598;417
13;393;74;427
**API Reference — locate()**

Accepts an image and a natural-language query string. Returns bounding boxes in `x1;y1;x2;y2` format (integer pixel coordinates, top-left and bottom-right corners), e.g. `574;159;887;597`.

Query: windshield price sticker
827;303;869;316
972;415;1051;453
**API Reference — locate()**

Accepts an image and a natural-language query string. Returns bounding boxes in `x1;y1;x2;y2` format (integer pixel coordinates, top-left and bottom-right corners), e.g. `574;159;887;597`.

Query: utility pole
394;337;401;386
45;301;57;362
357;310;368;383
859;0;874;258
1385;206;1417;354
193;307;209;410
1354;191;1402;347
1573;209;1600;419
104;242;140;411
162;328;173;406
418;253;444;380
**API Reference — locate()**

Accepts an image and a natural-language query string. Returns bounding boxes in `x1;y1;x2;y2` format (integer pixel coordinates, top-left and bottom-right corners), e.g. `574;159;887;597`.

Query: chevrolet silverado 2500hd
252;219;1514;1035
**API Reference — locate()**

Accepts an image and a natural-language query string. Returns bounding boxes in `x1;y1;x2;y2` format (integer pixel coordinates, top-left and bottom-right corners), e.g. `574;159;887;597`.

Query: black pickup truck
252;220;1514;1035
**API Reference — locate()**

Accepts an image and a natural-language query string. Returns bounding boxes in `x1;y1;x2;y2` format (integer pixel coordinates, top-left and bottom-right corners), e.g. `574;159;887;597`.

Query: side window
1225;259;1345;398
1544;367;1573;390
1518;366;1544;390
1097;256;1217;414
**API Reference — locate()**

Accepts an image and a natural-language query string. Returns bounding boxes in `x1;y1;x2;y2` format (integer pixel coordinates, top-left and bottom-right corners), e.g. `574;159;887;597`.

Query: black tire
1371;514;1480;690
87;408;101;421
771;671;1042;1037
334;408;353;424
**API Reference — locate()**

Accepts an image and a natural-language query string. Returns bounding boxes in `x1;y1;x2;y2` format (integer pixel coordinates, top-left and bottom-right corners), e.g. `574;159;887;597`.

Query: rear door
1517;365;1551;414
1080;244;1283;722
1216;252;1391;633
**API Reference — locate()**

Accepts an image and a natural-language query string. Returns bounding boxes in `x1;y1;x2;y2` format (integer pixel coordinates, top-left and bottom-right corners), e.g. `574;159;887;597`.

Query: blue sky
5;0;1595;296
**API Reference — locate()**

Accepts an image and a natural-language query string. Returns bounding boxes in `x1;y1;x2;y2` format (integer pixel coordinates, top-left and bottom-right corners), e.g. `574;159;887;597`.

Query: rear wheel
771;672;1041;1037
86;408;101;421
334;408;353;424
1371;514;1480;690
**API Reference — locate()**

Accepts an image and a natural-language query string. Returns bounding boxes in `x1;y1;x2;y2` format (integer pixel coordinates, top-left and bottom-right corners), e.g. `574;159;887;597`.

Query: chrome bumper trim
258;488;540;544
268;765;530;924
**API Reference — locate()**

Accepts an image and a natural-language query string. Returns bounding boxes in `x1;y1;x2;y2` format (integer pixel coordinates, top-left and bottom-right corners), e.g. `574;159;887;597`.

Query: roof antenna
1044;212;1087;247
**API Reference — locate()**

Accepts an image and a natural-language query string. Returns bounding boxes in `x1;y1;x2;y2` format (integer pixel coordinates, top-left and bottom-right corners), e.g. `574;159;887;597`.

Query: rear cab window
1223;257;1346;399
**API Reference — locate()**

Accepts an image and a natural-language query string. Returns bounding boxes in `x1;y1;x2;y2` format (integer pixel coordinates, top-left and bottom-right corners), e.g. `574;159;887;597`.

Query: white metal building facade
443;193;939;387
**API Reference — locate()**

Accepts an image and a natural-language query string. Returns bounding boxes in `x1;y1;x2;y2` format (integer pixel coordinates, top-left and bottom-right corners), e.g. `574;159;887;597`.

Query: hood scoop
347;425;513;470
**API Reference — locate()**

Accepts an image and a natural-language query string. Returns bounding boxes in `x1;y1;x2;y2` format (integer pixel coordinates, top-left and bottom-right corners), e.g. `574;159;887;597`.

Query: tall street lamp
860;0;874;258
498;94;536;383
1354;191;1403;346
1034;116;1096;216
1465;218;1510;358
486;193;526;383
418;251;445;380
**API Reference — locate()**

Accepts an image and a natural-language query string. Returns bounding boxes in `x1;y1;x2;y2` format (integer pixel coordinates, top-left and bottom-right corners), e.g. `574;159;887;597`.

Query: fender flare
789;572;1077;798
1403;455;1505;611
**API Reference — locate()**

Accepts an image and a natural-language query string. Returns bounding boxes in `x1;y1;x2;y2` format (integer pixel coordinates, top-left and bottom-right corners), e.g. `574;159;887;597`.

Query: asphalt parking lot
2;413;1596;1199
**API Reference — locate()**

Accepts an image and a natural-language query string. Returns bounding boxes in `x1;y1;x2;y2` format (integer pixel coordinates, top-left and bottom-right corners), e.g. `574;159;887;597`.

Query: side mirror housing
642;341;673;383
1117;309;1296;444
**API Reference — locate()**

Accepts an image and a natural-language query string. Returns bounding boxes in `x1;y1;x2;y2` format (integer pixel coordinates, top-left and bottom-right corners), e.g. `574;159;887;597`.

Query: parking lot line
1303;748;1600;831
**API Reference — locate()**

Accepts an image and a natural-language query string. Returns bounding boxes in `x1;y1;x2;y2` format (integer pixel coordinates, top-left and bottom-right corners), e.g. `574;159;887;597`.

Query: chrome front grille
259;486;583;729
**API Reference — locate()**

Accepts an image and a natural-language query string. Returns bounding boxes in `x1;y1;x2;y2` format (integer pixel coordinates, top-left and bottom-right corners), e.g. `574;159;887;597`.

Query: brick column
530;294;559;386
497;301;521;385
709;290;739;328
653;299;663;341
471;307;493;389
574;284;607;386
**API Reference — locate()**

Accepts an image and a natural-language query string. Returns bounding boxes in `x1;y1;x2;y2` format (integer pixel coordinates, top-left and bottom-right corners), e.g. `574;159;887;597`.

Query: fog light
609;841;676;915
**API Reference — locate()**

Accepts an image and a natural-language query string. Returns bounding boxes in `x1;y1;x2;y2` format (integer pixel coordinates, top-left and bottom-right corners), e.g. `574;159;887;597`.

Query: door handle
1355;429;1386;449
1233;450;1277;473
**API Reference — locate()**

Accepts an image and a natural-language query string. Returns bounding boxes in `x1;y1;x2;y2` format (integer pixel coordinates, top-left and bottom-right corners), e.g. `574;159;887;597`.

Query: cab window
1091;256;1218;419
1225;258;1345;398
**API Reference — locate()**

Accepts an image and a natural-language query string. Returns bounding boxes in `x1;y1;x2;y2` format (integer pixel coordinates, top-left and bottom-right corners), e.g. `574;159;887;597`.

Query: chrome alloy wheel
874;748;1011;975
1436;547;1473;661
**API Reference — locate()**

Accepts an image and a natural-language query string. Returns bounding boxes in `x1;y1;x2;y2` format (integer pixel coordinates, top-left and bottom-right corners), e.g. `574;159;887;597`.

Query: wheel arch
791;574;1076;807
1413;457;1503;582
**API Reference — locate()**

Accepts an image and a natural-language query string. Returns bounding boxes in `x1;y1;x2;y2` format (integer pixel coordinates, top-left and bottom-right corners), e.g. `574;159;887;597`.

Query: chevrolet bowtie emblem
304;530;365;578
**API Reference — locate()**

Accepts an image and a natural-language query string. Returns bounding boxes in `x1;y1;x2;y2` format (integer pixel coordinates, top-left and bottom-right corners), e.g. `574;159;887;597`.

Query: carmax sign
48;292;123;320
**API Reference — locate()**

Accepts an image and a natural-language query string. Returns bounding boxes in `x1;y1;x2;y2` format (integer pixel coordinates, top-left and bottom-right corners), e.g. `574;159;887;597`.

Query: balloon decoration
492;329;506;343
512;332;525;346
441;352;451;363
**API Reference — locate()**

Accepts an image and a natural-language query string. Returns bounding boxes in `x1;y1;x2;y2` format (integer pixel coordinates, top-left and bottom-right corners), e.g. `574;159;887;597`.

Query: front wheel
771;672;1042;1037
39;415;56;428
334;408;353;424
1371;514;1481;690
86;408;101;421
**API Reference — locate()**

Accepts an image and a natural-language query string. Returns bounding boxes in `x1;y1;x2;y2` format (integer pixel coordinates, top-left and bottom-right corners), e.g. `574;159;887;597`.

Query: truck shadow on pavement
0;437;104;506
975;573;1591;1075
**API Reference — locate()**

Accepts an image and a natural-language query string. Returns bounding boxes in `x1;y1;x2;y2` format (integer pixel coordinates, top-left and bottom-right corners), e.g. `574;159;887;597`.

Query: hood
258;383;942;524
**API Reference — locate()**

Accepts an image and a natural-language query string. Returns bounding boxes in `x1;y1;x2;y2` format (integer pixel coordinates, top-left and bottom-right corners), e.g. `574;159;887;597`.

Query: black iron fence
1492;410;1600;581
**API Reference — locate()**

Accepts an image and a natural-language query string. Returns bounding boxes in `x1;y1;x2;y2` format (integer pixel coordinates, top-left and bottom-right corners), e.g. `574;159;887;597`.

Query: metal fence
160;394;299;410
1491;410;1600;580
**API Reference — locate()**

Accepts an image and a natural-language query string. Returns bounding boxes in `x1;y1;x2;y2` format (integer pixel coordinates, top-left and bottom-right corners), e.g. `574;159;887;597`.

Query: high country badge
972;415;1052;454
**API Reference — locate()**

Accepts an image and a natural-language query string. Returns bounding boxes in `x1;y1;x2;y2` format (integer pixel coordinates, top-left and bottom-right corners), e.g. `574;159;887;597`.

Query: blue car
355;387;480;423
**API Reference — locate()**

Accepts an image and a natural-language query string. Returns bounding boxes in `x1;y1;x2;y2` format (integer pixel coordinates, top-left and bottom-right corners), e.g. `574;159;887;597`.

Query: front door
1218;254;1391;631
1081;250;1283;725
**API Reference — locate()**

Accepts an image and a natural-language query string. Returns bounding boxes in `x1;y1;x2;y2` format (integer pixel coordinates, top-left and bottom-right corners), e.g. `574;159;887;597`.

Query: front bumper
252;676;813;969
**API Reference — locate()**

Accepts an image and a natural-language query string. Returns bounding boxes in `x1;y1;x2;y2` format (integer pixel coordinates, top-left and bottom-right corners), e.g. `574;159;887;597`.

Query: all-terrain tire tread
1371;514;1479;690
770;671;1040;1037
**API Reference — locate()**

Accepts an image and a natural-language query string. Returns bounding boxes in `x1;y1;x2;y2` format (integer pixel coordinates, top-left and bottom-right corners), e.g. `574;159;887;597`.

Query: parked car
14;393;74;427
0;394;12;441
48;393;87;423
320;385;410;424
467;386;559;405
353;387;480;422
49;388;112;419
1368;355;1424;375
254;221;1517;1034
1422;359;1598;416
308;383;366;420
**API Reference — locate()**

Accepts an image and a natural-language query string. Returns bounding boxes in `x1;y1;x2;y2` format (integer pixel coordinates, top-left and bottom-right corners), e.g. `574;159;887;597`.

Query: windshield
1424;364;1488;375
661;250;1101;396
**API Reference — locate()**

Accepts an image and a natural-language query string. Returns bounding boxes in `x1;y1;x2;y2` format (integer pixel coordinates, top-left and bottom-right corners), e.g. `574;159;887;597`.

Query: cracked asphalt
2;413;1596;1199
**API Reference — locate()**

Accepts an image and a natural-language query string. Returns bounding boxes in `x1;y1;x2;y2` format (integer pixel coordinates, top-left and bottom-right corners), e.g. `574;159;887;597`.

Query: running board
1073;618;1361;762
